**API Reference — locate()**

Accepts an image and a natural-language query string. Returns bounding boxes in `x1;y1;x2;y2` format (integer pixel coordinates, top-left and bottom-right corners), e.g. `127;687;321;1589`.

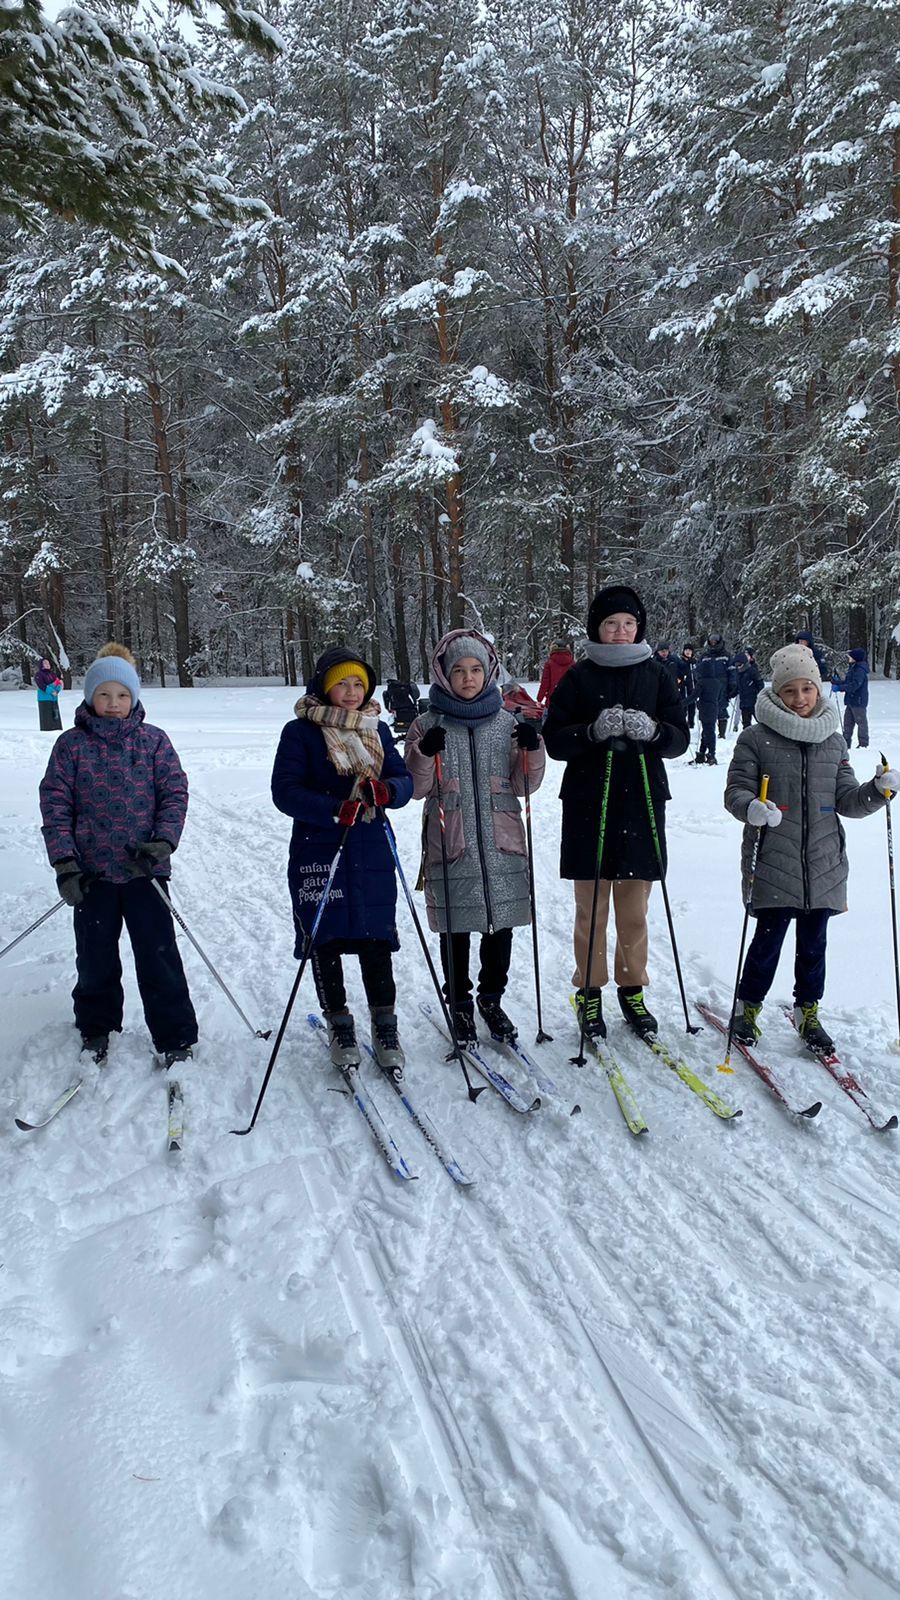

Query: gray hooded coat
724;688;885;912
405;631;546;934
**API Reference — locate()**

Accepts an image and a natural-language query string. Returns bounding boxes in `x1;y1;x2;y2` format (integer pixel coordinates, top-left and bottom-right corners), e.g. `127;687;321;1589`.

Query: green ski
640;1032;742;1121
569;996;648;1135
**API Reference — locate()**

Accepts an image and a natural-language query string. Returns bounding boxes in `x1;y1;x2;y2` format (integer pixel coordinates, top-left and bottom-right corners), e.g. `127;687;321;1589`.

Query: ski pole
718;773;770;1073
521;745;552;1043
572;746;614;1067
433;749;479;1091
0;897;65;963
879;752;900;1048
637;751;699;1035
232;825;352;1134
379;808;483;1101
127;851;270;1041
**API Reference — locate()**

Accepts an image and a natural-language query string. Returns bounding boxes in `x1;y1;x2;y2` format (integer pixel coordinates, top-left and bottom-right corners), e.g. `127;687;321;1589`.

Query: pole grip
759;773;770;804
881;752;892;801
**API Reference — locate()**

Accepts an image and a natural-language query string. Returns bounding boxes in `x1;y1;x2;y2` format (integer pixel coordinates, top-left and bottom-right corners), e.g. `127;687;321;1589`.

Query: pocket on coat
490;775;526;855
425;781;464;863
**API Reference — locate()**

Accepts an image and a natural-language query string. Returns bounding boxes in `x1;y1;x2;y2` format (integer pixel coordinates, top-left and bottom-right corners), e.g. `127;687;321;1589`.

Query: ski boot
617;986;658;1039
449;998;477;1046
370;1008;405;1082
573;987;606;1040
325;1010;361;1069
706;755;718;766
164;1046;193;1069
476;994;517;1042
794;1002;834;1054
731;1001;762;1045
81;1032;109;1064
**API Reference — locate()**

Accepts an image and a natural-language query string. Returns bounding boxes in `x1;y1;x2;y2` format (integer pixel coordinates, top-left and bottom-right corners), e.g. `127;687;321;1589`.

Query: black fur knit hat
587;585;647;643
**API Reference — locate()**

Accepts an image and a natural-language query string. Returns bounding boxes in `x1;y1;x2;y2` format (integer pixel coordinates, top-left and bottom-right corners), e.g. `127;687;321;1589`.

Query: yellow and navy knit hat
309;648;376;702
322;658;369;696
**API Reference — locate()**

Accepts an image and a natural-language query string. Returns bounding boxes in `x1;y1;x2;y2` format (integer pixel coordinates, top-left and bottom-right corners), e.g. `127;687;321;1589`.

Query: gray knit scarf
754;687;841;745
581;640;653;668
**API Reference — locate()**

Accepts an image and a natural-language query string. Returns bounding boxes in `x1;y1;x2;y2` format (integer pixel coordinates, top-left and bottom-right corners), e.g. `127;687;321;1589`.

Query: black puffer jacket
543;657;689;880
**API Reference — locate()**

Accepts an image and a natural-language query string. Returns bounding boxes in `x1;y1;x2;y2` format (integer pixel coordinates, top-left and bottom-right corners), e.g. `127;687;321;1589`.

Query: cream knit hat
770;643;822;694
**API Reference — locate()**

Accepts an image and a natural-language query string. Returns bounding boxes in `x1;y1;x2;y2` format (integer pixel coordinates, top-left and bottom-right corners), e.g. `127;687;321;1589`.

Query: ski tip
14;1117;35;1132
799;1101;823;1119
570;1104;582;1117
878;1113;898;1132
529;1096;542;1112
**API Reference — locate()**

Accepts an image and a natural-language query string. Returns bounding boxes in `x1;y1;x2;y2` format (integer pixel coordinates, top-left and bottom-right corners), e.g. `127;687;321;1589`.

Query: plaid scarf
294;694;385;783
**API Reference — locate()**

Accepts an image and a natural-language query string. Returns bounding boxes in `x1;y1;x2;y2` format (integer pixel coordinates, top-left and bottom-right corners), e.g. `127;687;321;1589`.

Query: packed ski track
3;680;900;1600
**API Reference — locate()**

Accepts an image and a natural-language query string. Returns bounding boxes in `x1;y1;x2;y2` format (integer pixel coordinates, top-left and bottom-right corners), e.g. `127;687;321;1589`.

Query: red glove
336;800;363;828
360;778;391;808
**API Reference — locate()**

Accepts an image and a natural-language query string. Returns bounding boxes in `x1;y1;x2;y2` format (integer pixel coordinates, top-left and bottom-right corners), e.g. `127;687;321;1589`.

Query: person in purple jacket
38;643;197;1067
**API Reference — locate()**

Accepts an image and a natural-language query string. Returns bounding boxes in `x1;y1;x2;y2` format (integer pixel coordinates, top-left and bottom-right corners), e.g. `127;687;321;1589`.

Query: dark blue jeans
73;877;197;1052
738;909;830;1005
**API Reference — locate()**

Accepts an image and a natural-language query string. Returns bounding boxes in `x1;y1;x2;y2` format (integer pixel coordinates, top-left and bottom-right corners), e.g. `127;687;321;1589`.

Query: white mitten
747;798;782;828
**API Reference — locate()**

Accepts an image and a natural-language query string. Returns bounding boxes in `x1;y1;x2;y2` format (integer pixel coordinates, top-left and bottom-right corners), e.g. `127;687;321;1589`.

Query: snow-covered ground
3;680;900;1600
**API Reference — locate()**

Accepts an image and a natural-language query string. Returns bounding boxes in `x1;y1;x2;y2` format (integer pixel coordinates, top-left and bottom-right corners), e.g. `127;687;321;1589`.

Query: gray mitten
622;709;657;743
588;705;624;742
54;859;90;906
127;840;174;876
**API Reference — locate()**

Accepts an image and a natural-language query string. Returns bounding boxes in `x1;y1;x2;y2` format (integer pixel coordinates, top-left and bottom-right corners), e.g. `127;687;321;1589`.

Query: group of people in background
30;594;887;1087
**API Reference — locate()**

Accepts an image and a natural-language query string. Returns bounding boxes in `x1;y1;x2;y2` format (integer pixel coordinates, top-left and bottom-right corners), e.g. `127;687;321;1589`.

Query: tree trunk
391;539;411;680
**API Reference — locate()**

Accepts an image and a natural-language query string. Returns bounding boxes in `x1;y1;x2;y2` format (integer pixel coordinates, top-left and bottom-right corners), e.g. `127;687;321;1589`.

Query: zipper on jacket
800;745;810;911
467;726;495;933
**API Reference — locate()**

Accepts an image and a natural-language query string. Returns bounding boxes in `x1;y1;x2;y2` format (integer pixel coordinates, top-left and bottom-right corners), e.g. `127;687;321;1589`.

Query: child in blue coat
832;648;869;748
271;648;413;1075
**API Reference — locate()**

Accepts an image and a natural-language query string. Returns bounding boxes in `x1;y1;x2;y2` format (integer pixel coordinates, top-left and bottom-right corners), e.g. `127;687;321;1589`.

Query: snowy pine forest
2;0;899;685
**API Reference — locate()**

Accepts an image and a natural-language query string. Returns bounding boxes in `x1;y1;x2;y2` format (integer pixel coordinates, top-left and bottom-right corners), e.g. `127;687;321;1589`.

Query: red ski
695;1002;821;1119
780;1008;897;1132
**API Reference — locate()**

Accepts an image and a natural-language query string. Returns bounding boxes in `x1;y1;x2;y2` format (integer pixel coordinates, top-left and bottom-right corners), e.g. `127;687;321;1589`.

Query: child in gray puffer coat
405;629;545;1045
724;642;898;1053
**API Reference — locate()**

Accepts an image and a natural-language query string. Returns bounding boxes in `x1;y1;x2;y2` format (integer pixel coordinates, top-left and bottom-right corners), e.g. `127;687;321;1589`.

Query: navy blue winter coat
271;717;413;955
696;649;735;715
732;654;764;711
833;658;869;707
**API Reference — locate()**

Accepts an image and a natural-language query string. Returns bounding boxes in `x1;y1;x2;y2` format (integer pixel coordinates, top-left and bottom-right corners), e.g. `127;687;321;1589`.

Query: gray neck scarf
582;639;653;668
755;687;841;745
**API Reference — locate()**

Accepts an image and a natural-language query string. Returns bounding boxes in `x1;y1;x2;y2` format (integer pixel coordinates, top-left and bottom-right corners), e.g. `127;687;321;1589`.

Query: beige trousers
572;878;652;988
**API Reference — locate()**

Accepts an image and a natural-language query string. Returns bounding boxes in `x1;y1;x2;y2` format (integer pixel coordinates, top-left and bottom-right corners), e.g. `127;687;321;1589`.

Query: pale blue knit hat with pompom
83;647;141;708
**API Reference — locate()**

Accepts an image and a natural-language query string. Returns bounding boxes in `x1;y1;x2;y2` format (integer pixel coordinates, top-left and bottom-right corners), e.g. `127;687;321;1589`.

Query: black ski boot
325;1010;360;1069
573;987;606;1039
81;1032;109;1064
370;1008;405;1081
476;994;517;1042
164;1046;193;1069
450;999;477;1045
731;1001;762;1045
617;986;658;1038
794;1002;834;1054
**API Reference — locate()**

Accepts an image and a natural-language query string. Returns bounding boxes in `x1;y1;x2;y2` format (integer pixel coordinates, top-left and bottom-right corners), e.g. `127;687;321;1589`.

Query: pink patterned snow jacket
39;700;188;883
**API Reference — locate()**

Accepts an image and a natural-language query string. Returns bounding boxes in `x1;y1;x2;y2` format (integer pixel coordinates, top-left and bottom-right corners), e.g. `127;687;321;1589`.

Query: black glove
54;859;91;906
514;720;540;750
419;726;446;756
127;840;174;876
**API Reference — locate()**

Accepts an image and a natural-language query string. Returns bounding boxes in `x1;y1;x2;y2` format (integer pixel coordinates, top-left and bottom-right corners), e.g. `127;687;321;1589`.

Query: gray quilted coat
724;688;885;912
405;708;545;935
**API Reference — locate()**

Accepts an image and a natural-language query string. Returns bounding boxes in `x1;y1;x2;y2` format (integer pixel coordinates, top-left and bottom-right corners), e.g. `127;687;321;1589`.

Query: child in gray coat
724;643;898;1052
405;629;545;1045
